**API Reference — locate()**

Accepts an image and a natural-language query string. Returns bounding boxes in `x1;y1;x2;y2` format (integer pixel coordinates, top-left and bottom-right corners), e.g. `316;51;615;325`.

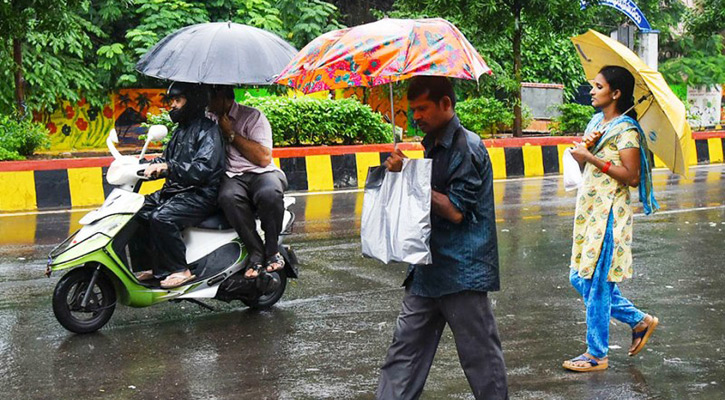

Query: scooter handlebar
136;168;168;179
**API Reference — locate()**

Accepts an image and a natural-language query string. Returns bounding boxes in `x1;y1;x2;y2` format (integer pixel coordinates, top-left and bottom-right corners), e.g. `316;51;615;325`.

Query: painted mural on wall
32;98;115;151
33;89;169;152
113;89;169;145
721;86;725;127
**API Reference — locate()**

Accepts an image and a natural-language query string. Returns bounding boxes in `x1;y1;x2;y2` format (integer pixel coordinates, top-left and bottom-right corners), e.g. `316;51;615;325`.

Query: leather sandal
562;354;609;372
629;315;659;356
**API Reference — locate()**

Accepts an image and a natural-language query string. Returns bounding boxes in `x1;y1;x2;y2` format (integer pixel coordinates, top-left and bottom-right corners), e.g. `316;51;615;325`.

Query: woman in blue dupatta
563;66;660;372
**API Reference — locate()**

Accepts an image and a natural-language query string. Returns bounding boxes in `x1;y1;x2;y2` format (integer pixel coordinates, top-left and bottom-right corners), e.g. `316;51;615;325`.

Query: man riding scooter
135;81;225;288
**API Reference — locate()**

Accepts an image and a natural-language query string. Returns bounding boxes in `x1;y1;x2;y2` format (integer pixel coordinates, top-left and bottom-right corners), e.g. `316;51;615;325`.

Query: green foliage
521;31;586;97
685;0;725;39
242;95;392;145
385;0;687;100
1;0;344;115
660;54;725;88
455;97;533;137
140;96;392;146
276;0;345;48
140;109;176;146
660;15;725;88
456;97;513;137
97;0;210;89
0;0;105;114
0;115;51;160
95;0;343;91
549;103;595;136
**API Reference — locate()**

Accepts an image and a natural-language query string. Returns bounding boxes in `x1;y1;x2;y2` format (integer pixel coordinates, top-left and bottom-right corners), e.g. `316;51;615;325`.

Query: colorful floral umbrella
274;18;491;93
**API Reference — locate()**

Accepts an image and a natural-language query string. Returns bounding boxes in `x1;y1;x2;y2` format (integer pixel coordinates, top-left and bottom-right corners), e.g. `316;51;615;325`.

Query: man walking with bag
376;76;508;400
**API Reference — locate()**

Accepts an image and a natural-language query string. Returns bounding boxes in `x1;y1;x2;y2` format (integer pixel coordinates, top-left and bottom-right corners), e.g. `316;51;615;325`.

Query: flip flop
160;272;196;289
134;270;154;281
244;263;264;280
265;253;285;273
563;354;609;372
629;315;659;356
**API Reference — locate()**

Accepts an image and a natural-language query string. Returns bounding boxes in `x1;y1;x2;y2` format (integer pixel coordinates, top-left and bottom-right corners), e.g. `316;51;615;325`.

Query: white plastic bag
361;158;432;265
562;148;583;192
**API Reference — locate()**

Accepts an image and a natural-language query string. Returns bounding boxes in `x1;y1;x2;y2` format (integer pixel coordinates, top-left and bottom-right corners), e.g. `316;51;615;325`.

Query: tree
386;0;686;136
660;1;725;87
276;0;345;48
685;0;725;39
95;0;344;90
0;0;346;115
386;0;587;136
0;0;89;115
329;0;395;26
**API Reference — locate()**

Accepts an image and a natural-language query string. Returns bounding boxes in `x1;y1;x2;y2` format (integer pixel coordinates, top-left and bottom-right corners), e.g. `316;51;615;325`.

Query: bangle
601;161;612;173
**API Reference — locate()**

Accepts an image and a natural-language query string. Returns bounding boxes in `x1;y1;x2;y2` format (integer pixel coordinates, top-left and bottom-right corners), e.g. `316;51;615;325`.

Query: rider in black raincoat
135;81;225;288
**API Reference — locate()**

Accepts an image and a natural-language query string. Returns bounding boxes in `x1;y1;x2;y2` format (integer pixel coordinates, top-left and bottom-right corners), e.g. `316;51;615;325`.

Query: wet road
1;165;725;399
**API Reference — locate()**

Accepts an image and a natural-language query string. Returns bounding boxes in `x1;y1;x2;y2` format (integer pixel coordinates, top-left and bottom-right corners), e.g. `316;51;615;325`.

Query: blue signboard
580;0;653;32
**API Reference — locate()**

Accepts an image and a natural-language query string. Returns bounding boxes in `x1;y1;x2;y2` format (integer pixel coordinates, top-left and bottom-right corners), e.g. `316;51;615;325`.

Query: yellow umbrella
571;29;692;176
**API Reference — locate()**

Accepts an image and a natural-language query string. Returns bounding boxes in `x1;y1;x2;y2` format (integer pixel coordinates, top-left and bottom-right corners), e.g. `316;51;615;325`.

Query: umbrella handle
389;82;397;145
624;93;652;118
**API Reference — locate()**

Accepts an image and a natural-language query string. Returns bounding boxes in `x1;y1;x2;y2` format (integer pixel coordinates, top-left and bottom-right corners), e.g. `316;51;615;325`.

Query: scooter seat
196;211;233;230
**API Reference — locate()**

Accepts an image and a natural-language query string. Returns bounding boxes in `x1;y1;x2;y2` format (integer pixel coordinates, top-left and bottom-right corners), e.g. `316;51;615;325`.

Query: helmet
166;82;208;124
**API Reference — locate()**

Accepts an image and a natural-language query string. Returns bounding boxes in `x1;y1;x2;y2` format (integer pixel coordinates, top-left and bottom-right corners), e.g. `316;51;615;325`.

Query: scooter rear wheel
242;270;287;309
53;267;116;334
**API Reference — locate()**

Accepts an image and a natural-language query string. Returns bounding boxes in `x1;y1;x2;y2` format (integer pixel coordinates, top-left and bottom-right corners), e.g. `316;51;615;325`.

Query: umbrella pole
389;82;396;146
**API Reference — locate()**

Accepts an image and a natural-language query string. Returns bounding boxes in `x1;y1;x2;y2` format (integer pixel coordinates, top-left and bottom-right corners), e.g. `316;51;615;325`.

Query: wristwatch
227;132;235;142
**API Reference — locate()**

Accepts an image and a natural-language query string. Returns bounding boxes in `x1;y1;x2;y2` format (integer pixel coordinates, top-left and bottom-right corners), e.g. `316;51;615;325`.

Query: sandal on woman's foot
134;270;154;281
629;315;659;356
244;263;264;280
160;272;196;289
265;253;285;273
563;354;608;372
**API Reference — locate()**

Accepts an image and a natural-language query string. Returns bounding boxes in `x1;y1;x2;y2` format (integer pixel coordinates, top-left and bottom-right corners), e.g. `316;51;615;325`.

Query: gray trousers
376;290;508;400
218;171;287;265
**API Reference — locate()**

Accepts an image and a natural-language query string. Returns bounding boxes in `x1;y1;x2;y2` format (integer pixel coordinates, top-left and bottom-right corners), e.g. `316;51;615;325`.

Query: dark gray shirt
405;115;500;297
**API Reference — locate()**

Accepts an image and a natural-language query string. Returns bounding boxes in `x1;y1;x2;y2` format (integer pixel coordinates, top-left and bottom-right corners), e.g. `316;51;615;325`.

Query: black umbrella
136;22;298;85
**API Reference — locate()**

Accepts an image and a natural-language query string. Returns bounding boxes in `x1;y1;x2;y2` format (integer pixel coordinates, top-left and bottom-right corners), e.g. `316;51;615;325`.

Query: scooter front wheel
53;266;116;334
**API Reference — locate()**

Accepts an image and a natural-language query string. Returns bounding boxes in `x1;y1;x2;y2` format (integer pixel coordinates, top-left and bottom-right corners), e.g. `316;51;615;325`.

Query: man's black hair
407;76;456;108
210;85;235;100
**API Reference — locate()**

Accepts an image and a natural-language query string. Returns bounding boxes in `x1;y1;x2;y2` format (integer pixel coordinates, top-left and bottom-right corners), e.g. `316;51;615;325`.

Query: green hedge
549;103;595;135
146;96;393;146
456;97;533;137
0;115;50;161
243;96;392;145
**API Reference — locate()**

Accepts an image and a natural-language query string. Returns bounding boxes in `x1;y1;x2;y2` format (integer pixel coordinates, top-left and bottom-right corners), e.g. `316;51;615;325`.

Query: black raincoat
137;115;225;276
152;117;225;197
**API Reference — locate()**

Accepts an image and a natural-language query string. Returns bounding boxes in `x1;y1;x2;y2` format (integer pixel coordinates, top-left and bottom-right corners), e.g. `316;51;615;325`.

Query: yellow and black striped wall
1;132;723;213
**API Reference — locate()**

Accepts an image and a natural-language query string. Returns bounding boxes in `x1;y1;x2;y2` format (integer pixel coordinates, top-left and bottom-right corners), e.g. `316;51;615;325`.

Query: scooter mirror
108;128;119;144
147;125;168;142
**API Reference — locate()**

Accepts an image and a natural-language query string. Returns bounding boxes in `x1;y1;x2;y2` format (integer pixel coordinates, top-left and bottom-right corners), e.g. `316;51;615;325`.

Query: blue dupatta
587;112;659;216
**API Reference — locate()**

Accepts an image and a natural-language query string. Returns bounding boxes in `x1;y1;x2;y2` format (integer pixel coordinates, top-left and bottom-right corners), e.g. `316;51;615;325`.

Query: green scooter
46;127;298;333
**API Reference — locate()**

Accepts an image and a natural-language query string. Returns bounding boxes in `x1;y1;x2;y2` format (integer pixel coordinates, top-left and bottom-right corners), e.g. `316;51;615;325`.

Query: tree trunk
512;1;523;137
13;38;25;117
